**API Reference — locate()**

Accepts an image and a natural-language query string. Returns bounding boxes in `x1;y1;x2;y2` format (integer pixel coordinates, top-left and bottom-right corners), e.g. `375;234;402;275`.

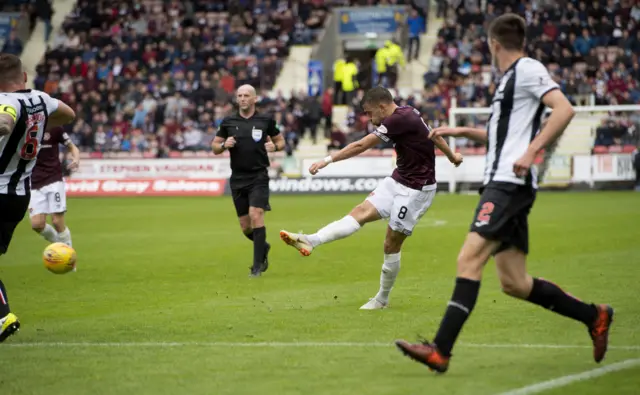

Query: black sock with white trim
433;277;481;356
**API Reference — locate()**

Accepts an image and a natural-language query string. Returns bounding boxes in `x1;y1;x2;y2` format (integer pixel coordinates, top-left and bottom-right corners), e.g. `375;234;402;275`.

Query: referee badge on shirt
251;126;263;142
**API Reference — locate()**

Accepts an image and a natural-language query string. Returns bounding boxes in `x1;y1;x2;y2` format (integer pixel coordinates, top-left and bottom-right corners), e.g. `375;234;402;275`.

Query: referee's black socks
244;230;254;241
434;277;481;356
526;277;597;326
252;227;267;269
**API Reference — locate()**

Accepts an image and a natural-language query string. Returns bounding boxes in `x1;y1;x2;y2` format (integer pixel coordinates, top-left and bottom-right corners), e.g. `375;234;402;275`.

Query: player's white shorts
29;181;67;216
366;177;436;236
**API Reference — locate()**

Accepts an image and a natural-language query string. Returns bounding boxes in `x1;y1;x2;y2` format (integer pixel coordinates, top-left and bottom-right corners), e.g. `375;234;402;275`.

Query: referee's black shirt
216;112;280;179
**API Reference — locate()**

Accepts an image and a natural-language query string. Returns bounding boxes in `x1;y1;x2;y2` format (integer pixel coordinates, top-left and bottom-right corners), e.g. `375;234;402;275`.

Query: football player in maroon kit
29;126;79;247
280;87;463;309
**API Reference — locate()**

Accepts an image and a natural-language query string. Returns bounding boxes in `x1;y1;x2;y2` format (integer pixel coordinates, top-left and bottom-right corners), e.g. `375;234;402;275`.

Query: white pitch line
3;341;640;350
495;358;640;395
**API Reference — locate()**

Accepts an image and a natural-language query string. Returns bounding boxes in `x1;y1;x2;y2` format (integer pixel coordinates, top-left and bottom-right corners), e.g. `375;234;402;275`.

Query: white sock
306;215;361;247
375;252;401;303
40;224;59;243
57;227;72;247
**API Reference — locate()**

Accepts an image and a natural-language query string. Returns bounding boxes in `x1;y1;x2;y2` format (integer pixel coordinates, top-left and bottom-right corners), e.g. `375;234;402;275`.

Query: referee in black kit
212;85;285;277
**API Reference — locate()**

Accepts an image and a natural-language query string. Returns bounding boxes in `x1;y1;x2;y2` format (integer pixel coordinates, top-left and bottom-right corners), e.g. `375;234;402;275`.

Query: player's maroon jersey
372;106;436;190
31;127;70;190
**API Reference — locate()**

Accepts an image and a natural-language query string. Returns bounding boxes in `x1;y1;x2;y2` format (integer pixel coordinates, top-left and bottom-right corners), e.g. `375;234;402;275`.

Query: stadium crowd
420;0;640;152
334;0;640;153
29;0;340;156
4;0;638;157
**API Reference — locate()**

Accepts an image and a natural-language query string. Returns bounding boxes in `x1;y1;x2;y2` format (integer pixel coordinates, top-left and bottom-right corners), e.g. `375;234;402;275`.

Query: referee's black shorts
0;194;29;255
230;172;271;217
469;182;536;255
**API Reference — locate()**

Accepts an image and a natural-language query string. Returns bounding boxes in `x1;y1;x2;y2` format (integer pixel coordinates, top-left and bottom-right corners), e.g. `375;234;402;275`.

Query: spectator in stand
328;124;347;150
303;95;323;144
322;87;333;133
375;45;390;87
385;40;405;88
340;58;358;105
35;0;54;42
407;9;425;61
1;31;23;55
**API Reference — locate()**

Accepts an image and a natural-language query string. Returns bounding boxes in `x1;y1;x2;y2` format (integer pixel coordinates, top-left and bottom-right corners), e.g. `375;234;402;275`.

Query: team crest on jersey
376;125;388;134
251;126;262;142
43;132;50;141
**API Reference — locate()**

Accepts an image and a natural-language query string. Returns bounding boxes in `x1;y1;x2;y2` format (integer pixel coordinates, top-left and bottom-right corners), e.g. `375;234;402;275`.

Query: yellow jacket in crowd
333;58;345;82
341;61;358;92
375;47;389;73
385;41;405;67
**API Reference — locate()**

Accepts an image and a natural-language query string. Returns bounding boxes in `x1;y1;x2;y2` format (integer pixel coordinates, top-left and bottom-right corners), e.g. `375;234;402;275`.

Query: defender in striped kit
395;14;613;372
0;54;75;343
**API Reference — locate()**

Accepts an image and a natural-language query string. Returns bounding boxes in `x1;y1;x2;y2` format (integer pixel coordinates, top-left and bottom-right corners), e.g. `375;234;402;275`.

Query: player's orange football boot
589;304;614;363
395;339;450;373
279;230;313;256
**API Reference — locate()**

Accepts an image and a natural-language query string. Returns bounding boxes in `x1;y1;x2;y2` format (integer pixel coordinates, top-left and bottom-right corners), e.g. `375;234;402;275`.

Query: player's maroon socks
526;278;597;325
433;277;481;356
252;227;267;270
0;279;10;317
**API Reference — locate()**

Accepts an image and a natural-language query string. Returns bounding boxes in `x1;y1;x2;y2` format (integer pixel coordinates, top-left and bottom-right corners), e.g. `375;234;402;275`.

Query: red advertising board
65;178;226;197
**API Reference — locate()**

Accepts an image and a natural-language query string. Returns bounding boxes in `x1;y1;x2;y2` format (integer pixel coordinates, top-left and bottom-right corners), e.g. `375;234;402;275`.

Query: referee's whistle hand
225;137;236;148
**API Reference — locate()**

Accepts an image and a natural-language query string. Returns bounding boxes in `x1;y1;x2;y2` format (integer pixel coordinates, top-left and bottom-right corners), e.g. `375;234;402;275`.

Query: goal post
447;99;640;194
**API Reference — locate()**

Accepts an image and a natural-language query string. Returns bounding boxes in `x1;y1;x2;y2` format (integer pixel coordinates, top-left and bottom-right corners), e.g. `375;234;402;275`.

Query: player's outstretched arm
0;104;17;136
47;101;76;129
309;133;381;175
431;135;463;167
429;126;488;143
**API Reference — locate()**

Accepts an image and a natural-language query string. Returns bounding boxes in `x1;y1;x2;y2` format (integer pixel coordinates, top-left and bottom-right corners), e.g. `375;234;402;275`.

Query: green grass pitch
1;192;639;395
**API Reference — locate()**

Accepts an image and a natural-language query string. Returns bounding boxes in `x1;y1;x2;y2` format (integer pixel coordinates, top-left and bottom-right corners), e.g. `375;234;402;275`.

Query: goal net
446;101;640;193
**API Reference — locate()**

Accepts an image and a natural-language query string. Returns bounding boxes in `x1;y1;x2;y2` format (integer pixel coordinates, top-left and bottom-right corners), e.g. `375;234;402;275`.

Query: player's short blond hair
0;53;23;85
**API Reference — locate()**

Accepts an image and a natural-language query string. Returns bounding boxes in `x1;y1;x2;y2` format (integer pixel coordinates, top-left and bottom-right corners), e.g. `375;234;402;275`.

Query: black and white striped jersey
484;57;559;188
0;89;59;196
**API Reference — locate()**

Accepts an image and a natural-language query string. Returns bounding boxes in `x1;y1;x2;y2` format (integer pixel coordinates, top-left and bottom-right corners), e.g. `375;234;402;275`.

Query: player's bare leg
30;213;59;243
396;232;497;372
248;206;269;277
52;213;72;247
280;200;380;256
238;215;253;241
495;248;613;363
360;227;407;310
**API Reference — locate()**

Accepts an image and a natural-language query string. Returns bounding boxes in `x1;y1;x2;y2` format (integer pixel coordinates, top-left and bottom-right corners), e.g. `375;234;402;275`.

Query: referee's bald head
237;84;256;97
236;84;257;114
